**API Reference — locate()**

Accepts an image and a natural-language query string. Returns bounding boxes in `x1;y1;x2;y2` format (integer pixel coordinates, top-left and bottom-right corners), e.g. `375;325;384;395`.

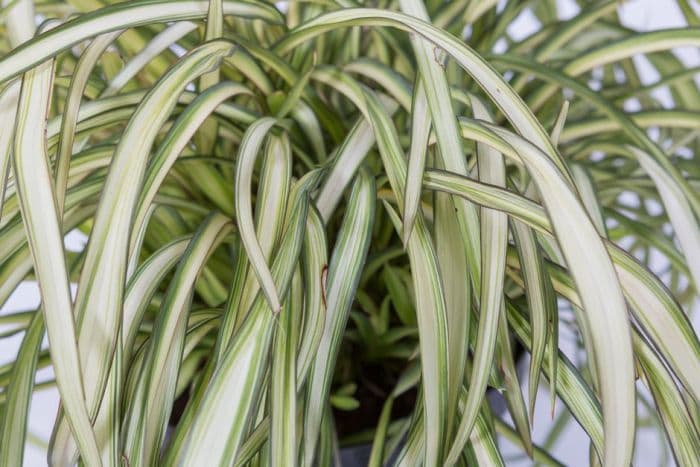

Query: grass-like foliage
1;0;699;465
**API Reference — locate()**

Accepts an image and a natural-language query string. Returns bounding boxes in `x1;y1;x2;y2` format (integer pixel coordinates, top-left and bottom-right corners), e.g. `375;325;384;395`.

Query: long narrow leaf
13;56;102;466
304;168;375;465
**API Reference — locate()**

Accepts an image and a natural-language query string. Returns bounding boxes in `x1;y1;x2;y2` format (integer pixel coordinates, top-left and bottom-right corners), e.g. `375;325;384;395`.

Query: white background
1;0;698;465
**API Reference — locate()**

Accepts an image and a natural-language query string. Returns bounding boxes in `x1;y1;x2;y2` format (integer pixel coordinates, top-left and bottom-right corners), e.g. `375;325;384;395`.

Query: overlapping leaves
0;1;698;466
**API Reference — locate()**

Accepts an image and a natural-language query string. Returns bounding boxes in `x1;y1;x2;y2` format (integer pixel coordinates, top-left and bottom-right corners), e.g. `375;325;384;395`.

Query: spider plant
0;0;699;465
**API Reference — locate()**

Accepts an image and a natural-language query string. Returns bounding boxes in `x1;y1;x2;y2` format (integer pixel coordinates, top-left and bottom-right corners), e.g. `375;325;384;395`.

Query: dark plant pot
336;388;511;466
339;444;372;467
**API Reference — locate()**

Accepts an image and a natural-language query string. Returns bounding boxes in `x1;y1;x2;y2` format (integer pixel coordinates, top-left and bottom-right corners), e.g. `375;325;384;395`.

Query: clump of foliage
0;0;699;465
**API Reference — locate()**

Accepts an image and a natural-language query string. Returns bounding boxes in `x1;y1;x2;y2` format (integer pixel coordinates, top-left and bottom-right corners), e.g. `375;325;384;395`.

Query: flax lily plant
0;0;699;465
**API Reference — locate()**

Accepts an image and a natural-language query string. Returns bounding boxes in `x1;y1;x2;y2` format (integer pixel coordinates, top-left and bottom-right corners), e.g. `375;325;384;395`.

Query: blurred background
1;0;698;465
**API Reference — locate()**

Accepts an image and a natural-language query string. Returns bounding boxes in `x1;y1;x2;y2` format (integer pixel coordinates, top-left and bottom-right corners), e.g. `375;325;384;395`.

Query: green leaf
402;78;430;243
132;80;252;253
447;96;509;464
13;56;102;467
234;117;282;312
304;168;375;465
122;213;232;465
511;219;556;420
383;265;415;326
0;80;20;225
55;30;123;214
51;40;237;465
276;8;573;176
175;181;309;465
636;333;700;466
330;395;360;411
0;0;283;84
295;206;327;384
104;21;198;95
0;311;44;466
315;107;396;223
507;303;603;456
269;271;299;466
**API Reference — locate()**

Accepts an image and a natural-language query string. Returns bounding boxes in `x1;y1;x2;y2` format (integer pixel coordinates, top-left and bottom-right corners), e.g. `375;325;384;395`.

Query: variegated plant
0;0;699;465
